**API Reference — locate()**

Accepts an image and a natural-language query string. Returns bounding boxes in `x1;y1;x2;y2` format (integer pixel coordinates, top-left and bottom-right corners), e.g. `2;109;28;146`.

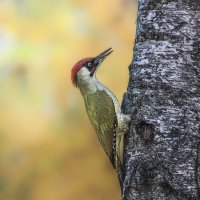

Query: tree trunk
121;0;200;199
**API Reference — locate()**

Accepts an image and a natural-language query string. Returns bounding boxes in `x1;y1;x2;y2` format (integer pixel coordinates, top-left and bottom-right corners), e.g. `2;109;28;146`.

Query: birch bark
121;0;200;199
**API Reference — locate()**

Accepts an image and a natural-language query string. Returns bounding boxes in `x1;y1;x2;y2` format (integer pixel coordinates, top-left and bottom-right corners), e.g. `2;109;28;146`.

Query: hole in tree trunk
136;121;155;145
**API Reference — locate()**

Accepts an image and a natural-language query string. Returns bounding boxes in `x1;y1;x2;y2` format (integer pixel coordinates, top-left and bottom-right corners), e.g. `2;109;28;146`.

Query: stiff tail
109;118;124;188
110;117;121;170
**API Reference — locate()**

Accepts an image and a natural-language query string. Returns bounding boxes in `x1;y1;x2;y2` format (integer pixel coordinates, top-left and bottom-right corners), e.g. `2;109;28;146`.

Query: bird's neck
77;74;99;96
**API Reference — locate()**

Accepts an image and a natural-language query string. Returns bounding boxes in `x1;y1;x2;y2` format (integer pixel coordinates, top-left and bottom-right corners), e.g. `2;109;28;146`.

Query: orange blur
0;0;137;199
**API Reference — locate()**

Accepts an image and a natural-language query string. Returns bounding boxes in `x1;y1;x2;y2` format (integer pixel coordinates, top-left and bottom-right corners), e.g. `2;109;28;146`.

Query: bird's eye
87;62;92;67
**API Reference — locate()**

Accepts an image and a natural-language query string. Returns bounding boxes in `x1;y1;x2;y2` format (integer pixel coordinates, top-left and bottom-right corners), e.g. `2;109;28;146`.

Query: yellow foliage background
0;0;137;199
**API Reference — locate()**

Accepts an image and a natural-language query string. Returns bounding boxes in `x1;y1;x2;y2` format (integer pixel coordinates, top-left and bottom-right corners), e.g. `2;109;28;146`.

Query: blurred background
0;0;137;199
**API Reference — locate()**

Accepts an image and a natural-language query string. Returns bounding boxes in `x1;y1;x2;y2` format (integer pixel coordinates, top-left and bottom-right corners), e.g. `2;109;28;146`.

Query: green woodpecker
71;48;131;171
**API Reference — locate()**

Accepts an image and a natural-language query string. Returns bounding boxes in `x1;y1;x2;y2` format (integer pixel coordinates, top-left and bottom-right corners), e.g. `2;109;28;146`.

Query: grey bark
121;0;200;199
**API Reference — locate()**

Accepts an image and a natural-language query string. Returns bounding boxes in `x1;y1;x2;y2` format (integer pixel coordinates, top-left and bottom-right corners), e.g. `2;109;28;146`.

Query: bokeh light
0;0;137;199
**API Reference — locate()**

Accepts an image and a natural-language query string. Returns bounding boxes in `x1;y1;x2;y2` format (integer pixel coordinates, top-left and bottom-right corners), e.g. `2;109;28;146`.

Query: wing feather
84;90;116;157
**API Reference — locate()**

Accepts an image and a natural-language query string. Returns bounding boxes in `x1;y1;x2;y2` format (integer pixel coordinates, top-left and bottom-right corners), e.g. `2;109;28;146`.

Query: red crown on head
71;57;93;87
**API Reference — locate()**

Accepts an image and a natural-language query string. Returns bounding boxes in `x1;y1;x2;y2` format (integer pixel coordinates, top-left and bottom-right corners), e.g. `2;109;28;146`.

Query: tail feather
109;150;124;189
109;117;124;188
110;116;120;170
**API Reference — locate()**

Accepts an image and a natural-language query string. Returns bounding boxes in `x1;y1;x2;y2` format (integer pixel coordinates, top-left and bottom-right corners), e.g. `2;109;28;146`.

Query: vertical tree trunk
121;0;200;199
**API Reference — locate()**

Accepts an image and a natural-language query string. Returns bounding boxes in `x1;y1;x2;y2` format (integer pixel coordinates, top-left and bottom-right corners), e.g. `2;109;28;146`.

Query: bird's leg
121;114;131;134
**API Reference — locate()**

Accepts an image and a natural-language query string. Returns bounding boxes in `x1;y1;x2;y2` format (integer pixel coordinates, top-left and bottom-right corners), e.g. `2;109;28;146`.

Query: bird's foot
121;114;131;134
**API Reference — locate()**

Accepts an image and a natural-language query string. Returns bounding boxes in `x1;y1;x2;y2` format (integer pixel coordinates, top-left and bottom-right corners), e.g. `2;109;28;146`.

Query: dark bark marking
136;121;155;145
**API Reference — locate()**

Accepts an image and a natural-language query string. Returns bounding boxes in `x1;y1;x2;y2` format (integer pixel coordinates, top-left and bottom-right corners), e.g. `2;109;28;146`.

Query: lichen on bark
121;0;200;199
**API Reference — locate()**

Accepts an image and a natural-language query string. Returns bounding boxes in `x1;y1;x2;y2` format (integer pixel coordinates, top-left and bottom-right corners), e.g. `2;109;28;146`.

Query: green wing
84;90;116;157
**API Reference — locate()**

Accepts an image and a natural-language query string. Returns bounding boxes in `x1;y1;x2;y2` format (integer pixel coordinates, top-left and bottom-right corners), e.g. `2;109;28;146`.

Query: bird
71;48;131;171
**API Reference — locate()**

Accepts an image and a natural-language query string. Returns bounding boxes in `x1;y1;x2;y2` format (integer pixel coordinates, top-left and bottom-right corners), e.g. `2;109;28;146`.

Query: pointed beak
94;47;113;67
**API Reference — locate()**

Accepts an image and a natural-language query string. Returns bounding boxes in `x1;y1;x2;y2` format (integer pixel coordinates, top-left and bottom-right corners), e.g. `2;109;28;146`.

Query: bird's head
71;48;113;87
